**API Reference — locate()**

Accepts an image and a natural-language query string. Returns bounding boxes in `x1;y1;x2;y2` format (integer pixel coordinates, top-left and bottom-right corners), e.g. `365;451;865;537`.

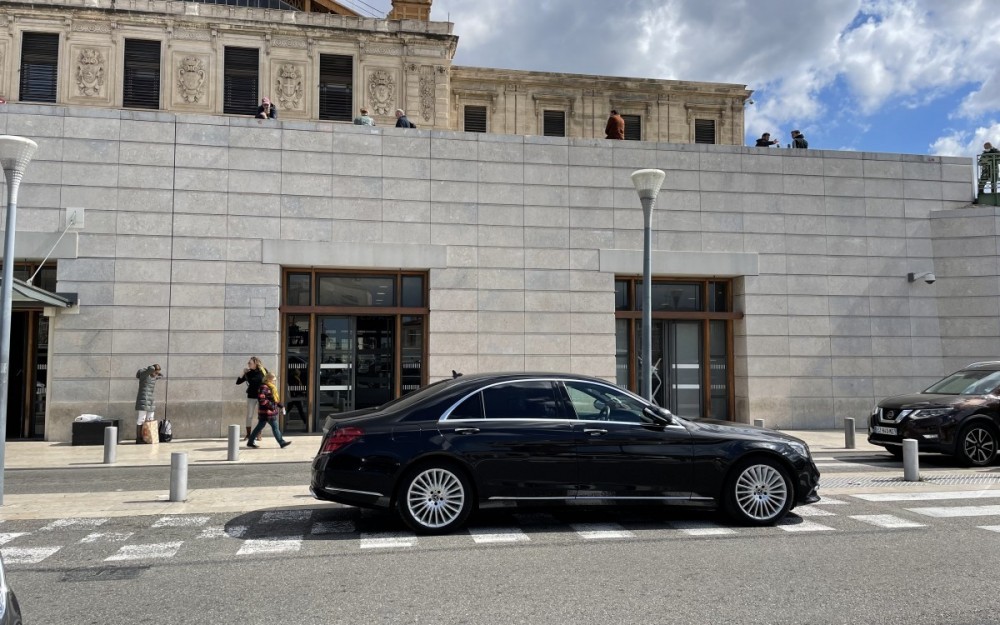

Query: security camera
907;271;936;284
924;273;936;284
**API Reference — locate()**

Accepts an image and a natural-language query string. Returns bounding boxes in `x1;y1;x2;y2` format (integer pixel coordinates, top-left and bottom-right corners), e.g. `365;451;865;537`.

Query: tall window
695;119;717;144
464;105;487;133
223;47;259;115
318;54;353;121
19;32;59;104
543;110;565;137
622;114;642;141
122;39;161;109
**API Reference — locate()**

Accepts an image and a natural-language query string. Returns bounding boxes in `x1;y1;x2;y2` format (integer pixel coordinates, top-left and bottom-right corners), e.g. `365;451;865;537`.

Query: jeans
250;418;287;445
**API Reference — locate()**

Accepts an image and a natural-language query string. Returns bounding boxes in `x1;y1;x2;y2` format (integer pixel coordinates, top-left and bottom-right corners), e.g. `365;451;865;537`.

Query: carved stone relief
367;69;396;115
72;21;113;34
177;55;207;104
172;28;212;42
75;48;106;97
418;66;434;122
274;63;304;111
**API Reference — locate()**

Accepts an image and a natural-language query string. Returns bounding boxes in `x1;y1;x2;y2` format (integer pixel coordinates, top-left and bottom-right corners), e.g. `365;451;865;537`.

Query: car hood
684;418;806;446
878;393;986;409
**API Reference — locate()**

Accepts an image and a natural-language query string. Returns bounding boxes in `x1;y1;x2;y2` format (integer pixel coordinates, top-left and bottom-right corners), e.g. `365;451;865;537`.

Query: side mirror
644;405;676;425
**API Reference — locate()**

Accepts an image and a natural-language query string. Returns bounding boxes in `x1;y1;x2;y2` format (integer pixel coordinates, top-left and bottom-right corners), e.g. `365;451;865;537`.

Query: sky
344;0;999;158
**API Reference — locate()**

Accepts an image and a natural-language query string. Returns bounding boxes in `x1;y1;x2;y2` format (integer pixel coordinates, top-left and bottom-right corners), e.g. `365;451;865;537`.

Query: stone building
0;0;987;444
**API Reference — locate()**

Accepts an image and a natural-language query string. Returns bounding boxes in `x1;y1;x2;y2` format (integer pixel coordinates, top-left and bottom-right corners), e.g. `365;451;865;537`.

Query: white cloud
930;121;1000;157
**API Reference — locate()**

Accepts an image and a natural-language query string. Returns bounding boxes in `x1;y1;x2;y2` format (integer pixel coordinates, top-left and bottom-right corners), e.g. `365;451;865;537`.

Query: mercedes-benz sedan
311;372;820;534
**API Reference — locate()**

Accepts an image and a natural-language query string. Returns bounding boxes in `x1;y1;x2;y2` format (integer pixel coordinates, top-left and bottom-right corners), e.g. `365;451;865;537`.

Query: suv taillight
321;426;364;454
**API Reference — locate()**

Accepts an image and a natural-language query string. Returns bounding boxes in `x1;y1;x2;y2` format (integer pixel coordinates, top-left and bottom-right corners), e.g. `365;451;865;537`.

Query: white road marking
850;514;926;529
811;497;848;505
152;515;211;528
814;462;879;468
105;541;183;562
468;527;531;544
777;520;835;532
359;532;417;549
0;533;26;546
40;518;109;531
80;532;133;543
311;521;355;535
198;525;247;539
669;521;736;536
260;510;313;524
978;525;1000;533
237;536;303;555
794;507;836;517
2;546;61;564
571;523;635;540
855;490;1000;502
908;505;1000;518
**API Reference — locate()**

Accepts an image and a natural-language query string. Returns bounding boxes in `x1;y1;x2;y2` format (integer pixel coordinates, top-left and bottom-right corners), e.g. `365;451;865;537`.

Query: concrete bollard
844;417;856;449
103;426;117;464
169;452;188;502
227;424;240;462
753;419;765;428
903;438;920;482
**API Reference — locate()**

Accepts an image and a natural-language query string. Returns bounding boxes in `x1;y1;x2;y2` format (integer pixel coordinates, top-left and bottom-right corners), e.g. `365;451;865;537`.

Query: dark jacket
605;114;625;140
756;137;777;147
395;115;416;128
256;103;278;119
135;366;161;411
257;384;280;421
236;368;266;399
792;134;808;149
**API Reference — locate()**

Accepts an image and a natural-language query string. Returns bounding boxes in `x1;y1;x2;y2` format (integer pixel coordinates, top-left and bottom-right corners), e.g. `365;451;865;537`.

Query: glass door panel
318;316;354;419
709;320;730;419
636;320;703;417
284;315;310;433
355;316;394;409
400;316;423;395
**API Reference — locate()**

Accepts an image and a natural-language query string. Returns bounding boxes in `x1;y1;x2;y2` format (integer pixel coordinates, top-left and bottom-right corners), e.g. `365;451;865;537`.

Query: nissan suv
868;361;1000;466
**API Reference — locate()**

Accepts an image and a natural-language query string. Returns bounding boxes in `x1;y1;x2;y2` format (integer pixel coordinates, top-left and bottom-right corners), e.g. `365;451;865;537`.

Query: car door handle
583;429;607;436
454;428;480;435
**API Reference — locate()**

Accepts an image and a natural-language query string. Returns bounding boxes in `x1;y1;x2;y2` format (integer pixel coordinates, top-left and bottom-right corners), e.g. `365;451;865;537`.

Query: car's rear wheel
885;446;904;459
724;457;793;526
956;422;998;467
397;464;473;534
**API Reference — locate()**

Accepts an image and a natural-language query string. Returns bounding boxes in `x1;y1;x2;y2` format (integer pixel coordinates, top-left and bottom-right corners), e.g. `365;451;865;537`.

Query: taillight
321;426;364;454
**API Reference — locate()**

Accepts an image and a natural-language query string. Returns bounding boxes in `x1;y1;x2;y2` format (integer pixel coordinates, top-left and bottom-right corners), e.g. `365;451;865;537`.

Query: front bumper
795;459;821;505
867;412;956;454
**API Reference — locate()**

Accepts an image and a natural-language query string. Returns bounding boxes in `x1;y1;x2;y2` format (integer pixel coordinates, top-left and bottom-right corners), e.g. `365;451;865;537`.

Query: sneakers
247;442;259;449
280;441;292;449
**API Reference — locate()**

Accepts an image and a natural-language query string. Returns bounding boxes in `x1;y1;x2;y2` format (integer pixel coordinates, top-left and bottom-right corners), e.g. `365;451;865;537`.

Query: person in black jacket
755;132;779;147
791;130;808;149
256;97;277;119
236;357;267;441
394;109;417;128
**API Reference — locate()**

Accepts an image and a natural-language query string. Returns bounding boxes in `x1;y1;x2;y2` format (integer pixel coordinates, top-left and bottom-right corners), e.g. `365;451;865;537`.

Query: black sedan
311;373;820;534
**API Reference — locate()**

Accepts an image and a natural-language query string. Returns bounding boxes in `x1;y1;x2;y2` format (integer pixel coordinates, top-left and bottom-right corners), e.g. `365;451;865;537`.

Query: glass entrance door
316;315;396;423
640;321;703;417
317;316;354;418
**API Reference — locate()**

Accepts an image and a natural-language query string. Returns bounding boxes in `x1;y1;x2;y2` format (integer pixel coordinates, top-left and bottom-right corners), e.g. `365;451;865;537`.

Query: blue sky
350;0;999;158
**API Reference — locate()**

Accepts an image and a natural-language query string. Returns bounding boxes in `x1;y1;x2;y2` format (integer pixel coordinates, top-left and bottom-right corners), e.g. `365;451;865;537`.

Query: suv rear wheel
956;421;998;467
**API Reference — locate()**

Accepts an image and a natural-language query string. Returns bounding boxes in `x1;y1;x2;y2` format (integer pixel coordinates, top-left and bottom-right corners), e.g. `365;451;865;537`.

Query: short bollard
844;417;856;449
103;426;117;465
903;438;920;482
753;419;765;428
227;424;240;462
169;452;188;502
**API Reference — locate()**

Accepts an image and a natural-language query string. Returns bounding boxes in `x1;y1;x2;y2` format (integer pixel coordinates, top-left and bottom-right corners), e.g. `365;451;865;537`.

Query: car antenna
452;370;463;378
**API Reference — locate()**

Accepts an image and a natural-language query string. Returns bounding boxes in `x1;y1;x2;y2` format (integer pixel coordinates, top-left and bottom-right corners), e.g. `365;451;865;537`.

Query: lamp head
0;136;38;176
630;168;666;201
907;271;936;284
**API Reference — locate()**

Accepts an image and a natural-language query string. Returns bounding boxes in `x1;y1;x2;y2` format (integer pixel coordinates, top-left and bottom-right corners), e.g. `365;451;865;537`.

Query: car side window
448;392;484;420
482;381;566;420
563;381;648;424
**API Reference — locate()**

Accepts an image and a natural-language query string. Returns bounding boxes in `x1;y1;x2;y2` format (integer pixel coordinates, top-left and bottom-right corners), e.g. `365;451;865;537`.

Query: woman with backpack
236;356;267;441
247;372;292;449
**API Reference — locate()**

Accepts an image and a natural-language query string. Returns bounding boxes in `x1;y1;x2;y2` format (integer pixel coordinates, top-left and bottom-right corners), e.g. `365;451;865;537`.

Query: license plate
872;426;897;436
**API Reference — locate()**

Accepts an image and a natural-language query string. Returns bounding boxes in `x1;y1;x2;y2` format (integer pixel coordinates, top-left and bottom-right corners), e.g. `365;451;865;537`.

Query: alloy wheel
405;467;467;530
962;426;996;466
734;463;789;522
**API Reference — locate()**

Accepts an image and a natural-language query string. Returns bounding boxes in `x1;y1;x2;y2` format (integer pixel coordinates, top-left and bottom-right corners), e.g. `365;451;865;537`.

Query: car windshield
924;370;1000;395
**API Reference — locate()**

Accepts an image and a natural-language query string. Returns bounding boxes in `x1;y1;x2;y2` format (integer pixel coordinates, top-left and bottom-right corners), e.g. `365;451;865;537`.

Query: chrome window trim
439;377;576;422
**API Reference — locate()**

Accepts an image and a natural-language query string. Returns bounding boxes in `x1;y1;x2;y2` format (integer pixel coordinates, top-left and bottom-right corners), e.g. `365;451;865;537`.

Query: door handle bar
583;428;607;436
454;427;480;434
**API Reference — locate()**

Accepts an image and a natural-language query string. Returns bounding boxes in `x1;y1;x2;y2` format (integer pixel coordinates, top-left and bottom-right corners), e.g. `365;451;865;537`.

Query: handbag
141;420;159;445
158;419;173;442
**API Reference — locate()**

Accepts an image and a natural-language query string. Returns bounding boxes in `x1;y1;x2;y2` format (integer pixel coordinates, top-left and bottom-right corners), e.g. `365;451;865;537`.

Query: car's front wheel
724;457;793;526
956;422;998;467
397;464;473;534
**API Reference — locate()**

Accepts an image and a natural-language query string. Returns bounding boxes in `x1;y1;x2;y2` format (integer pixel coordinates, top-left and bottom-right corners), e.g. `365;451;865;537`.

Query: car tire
885;446;904;459
955;421;998;467
724;457;793;526
397;463;473;534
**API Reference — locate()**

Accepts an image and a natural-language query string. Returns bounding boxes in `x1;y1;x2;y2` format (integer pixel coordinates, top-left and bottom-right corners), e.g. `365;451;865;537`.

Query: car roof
449;372;614;385
964;361;1000;371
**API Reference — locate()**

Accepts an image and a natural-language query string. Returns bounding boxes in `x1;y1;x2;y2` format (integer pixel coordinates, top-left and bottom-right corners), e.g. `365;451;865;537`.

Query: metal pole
641;196;653;402
902;438;919;481
753;418;765;429
103;426;117;464
844;417;856;449
227;424;240;461
169;452;188;502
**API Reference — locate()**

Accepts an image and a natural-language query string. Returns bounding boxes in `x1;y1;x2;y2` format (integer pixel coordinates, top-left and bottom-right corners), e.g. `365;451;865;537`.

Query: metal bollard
903;438;920;482
103;426;117;464
169;452;188;502
753;419;765;428
227;424;240;462
844;417;856;449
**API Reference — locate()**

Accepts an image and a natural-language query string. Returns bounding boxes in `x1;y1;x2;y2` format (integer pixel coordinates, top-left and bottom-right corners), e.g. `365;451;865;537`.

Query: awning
4;278;76;309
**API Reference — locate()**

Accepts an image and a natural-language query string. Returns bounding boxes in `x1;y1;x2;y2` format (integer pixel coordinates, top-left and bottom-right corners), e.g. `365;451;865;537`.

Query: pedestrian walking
395;109;417;128
236;356;267;441
256;97;277;119
791;130;808;149
976;142;1000;202
134;364;163;444
353;108;376;126
247;372;292;449
755;132;779;147
605;110;625;140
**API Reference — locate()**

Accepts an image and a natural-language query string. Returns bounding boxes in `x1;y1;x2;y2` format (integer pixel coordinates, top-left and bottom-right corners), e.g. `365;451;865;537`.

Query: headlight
788;441;811;458
871;404;879;417
910;408;954;420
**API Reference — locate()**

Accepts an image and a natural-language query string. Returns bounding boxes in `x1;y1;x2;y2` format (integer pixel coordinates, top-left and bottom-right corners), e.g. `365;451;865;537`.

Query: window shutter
223;47;259;115
464;106;487;133
695;119;717;144
543;110;565;137
19;33;59;104
123;39;161;110
318;54;353;122
622;114;642;141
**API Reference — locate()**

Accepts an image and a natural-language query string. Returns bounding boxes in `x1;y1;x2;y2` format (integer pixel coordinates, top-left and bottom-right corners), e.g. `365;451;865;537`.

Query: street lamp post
630;169;665;403
0;136;39;506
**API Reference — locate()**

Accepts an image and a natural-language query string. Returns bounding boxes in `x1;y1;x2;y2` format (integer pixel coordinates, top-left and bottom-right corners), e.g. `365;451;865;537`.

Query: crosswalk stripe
106;541;182;561
152;515;210;528
908;505;1000;518
237;536;303;555
794;507;836;517
198;525;247;539
2;546;60;564
778;520;835;532
359;532;417;549
40;518;108;531
978;525;1000;533
571;523;635;540
669;521;736;536
850;514;925;529
812;497;848;505
80;532;133;543
311;521;355;535
468;527;531;544
260;510;313;524
855;490;1000;502
0;533;26;546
